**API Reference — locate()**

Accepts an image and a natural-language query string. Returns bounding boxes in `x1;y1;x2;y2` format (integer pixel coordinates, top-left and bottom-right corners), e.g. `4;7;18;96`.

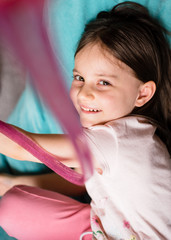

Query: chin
81;119;104;128
81;123;92;128
80;120;94;128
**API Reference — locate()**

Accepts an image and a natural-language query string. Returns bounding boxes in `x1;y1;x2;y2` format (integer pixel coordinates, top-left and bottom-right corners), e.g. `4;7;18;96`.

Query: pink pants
0;185;92;240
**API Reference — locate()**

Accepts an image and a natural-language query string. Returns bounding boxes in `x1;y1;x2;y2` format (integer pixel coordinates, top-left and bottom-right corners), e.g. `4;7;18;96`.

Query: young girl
0;2;171;239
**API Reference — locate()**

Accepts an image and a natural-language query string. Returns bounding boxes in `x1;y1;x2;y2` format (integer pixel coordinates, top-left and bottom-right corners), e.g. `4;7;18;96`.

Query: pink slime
0;0;93;185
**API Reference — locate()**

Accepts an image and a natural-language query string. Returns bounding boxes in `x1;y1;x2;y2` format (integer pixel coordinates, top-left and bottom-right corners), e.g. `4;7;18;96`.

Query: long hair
75;1;171;155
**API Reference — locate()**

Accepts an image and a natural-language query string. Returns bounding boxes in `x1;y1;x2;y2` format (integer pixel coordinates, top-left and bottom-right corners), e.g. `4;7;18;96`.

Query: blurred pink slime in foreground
0;0;93;185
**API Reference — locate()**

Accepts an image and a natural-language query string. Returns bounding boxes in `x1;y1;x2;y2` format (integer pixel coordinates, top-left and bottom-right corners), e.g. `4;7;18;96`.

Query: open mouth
81;106;101;113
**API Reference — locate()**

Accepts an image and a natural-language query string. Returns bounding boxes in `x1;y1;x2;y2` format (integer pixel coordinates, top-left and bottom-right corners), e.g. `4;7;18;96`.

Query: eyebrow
96;73;118;78
73;68;79;73
73;69;118;78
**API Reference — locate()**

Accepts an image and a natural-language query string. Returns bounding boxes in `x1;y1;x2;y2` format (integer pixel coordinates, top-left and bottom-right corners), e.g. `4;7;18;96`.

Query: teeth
81;106;100;112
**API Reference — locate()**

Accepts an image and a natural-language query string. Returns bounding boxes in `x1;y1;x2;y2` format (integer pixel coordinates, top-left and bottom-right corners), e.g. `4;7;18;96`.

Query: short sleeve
83;124;118;173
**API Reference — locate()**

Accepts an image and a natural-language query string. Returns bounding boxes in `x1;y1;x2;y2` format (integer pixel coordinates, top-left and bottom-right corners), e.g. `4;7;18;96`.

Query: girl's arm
0;123;79;168
0;172;86;197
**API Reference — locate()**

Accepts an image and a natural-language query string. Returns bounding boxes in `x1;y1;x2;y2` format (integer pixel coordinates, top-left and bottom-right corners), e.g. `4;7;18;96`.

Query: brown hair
75;1;171;155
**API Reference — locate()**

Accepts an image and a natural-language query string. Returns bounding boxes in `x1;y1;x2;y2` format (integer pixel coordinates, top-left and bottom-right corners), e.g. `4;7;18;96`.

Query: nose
78;84;95;101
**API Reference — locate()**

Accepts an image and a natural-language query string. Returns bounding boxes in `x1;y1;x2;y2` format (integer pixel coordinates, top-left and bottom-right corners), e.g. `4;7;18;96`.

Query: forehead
74;43;135;76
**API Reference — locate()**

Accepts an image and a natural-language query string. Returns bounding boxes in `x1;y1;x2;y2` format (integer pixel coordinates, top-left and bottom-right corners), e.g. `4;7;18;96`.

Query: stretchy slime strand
0;0;93;185
0;120;83;184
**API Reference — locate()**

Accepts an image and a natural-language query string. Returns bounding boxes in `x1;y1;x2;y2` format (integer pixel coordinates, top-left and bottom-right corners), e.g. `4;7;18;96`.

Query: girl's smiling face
70;43;144;128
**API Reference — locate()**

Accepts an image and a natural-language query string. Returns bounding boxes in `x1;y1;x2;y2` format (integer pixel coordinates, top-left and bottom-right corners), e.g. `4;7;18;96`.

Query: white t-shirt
84;116;171;240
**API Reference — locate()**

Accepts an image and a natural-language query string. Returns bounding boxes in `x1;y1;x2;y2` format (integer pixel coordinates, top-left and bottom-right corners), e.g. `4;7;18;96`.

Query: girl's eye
73;75;84;82
99;80;110;86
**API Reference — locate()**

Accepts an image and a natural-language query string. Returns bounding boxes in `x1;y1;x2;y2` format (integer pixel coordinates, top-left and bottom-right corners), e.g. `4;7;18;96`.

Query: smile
81;106;101;113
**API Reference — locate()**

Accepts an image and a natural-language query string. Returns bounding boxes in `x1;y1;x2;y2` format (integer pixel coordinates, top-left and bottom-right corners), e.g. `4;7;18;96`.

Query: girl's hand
0;173;86;197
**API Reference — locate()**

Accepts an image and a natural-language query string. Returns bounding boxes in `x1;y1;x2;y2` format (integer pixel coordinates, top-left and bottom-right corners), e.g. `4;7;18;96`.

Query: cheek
70;87;77;105
101;91;131;113
124;88;139;107
100;93;116;106
69;86;74;100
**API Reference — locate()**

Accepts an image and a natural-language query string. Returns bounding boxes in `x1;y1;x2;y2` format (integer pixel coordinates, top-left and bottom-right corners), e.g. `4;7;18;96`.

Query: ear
135;81;156;107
